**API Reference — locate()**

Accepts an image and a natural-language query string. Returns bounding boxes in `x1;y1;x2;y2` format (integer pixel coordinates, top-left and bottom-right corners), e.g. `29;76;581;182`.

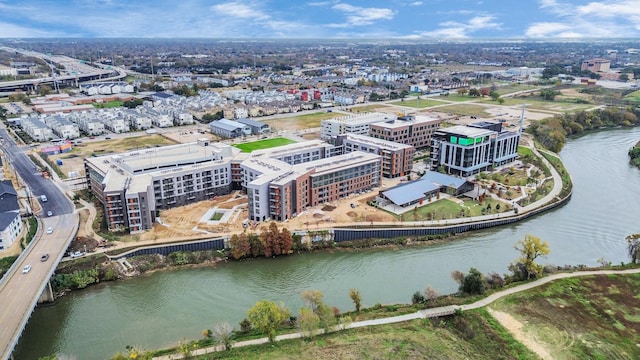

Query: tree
456;88;468;96
246;300;290;342
460;267;486;295
229;233;250;259
540;89;560;101
468;88;481;97
297;307;320;338
212;322;234;351
301;289;324;312
412;291;425;304
489;91;500;101
514;235;550;279
349;288;362;312
627;234;640;263
317;304;337;333
423;286;440;305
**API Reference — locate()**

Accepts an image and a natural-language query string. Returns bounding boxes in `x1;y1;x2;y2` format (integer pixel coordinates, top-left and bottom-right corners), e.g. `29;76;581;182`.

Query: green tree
297;307;320;338
626;233;640;263
349;288;362;312
246;300;290;342
460;267;486;295
514;234;550;279
317;304;337;334
489;91;500;101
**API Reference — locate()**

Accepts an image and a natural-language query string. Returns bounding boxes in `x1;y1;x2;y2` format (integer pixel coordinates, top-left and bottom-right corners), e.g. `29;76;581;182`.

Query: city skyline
1;0;639;39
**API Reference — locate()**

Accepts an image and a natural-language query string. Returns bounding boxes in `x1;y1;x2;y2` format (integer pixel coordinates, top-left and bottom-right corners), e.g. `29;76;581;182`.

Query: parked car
69;251;85;258
46;226;53;234
40;254;49;262
47;210;53;217
22;265;31;274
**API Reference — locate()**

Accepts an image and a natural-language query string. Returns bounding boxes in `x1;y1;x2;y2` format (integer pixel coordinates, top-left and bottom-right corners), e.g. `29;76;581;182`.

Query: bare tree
212;322;235;350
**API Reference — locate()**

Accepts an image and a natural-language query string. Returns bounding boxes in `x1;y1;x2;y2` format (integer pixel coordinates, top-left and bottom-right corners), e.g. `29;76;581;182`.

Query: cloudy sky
1;0;639;39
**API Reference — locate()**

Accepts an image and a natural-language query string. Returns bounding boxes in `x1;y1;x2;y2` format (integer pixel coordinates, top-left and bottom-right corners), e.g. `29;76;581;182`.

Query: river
15;127;640;360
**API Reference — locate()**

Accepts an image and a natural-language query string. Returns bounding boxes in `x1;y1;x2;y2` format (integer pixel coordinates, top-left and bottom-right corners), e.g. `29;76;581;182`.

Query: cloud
415;15;501;39
409;1;423;5
0;21;71;38
529;0;640;38
327;3;395;27
211;2;270;20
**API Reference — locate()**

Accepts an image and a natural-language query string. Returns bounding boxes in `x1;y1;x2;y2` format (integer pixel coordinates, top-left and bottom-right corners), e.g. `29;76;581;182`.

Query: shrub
412;291;425;304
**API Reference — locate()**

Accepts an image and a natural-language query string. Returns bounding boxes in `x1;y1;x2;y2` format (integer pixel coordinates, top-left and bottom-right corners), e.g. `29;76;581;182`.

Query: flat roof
344;133;412;150
437;125;494;138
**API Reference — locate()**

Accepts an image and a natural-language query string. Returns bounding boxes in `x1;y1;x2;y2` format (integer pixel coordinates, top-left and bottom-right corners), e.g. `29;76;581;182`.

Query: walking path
153;268;640;360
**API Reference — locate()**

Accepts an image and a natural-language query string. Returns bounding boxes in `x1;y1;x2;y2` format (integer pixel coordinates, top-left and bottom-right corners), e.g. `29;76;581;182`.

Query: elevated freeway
0;47;127;92
0;126;78;360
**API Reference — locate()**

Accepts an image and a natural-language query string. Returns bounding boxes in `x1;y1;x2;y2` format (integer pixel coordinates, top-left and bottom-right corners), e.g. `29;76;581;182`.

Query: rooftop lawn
233;137;297;152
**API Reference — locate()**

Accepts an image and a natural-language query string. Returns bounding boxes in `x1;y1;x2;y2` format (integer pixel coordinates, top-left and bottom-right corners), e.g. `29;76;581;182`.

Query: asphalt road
0;129;74;217
0;126;78;360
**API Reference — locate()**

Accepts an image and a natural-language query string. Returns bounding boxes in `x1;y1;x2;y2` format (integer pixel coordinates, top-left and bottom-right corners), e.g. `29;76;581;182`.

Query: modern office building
336;133;414;178
369;115;441;149
430;121;520;176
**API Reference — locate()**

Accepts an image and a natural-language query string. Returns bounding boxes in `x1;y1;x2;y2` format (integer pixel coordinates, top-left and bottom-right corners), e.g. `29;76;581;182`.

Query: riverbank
629;139;640;169
149;267;640;360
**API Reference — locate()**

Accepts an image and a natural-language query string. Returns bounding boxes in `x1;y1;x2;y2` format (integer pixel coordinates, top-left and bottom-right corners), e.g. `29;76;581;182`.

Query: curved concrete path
154;268;640;360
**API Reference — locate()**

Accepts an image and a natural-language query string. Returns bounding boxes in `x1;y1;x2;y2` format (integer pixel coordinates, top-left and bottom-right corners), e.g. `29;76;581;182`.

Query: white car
22;265;31;274
69;251;85;258
46;226;53;234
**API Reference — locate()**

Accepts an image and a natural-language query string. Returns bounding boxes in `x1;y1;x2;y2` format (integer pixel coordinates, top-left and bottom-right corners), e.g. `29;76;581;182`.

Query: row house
42;115;81;139
18;116;54;142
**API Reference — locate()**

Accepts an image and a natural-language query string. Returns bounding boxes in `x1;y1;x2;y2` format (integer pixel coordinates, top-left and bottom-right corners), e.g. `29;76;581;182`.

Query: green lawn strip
210;212;224;221
539;150;572;197
179;311;536;360
398;197;511;221
389;98;447;108
434;94;475;102
494;97;593;112
432;104;493;117
92;101;123;109
490;274;640;359
233;137;297;152
350;104;391;112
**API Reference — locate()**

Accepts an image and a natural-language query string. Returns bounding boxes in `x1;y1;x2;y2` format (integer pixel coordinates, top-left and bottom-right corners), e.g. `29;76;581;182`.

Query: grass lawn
390;98;447;108
494;97;594;113
624;89;640;104
350;104;390;112
161;309;535;360
210;212;224;221
263;112;337;131
92;101;123;109
491;274;640;359
234;137;297;152
432;104;493;118
518;146;533;157
434;94;475;102
399;197;511;221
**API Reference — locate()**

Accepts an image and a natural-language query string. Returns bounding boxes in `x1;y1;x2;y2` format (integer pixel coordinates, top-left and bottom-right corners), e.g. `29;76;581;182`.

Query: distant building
430;121;520;176
581;58;611;73
236;118;271;134
209;119;252;138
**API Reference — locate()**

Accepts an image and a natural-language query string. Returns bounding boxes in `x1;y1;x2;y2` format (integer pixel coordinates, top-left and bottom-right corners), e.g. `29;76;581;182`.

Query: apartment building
320;112;396;140
336;133;414;178
430;121;520;176
85;139;237;233
0;180;22;250
242;151;381;222
18;116;54;142
369;115;441;149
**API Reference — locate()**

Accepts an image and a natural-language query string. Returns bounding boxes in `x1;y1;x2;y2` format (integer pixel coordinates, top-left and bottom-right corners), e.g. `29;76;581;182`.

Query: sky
1;0;640;39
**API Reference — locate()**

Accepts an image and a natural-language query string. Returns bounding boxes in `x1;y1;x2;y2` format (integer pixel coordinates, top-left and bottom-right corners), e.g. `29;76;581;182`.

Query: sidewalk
153;268;640;360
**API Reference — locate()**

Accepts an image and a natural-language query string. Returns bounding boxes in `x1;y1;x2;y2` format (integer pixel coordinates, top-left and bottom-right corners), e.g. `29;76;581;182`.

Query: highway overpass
0;47;127;92
0;127;78;360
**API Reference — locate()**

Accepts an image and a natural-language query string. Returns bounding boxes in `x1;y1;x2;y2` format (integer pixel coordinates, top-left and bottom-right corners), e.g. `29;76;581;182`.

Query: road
0;125;78;360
